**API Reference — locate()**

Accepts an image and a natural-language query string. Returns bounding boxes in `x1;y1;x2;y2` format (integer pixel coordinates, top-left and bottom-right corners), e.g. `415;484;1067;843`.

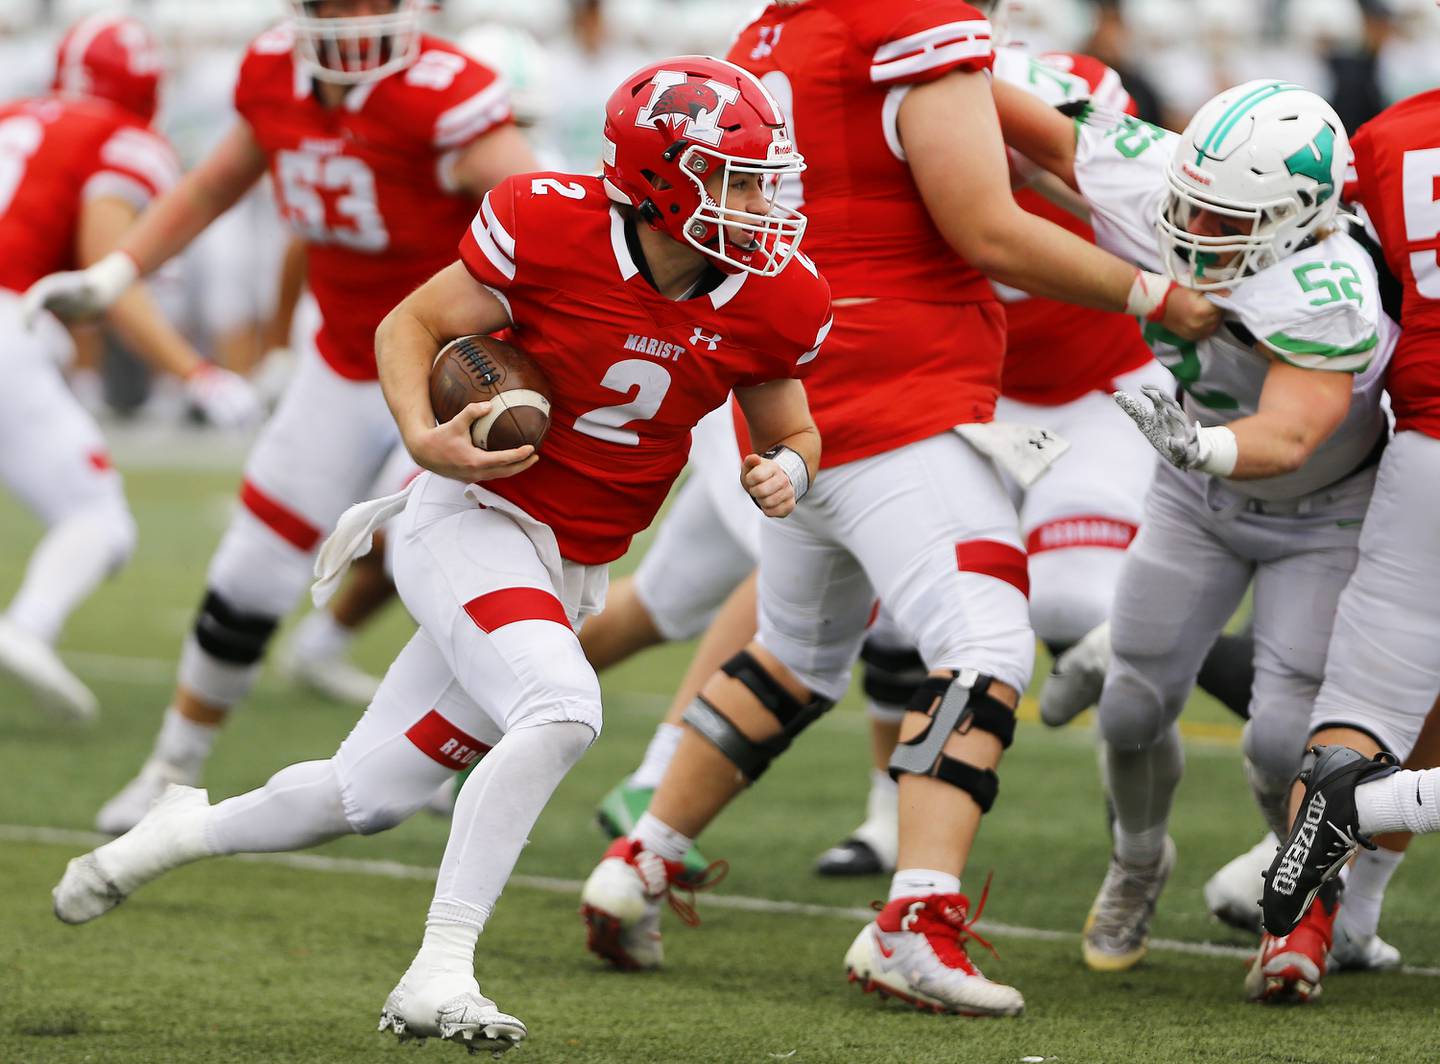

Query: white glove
22;251;139;327
1114;385;1237;476
185;365;264;429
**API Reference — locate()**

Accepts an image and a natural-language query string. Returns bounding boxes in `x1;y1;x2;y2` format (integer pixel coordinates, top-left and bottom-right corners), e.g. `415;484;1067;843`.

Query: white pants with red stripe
179;333;400;704
997;359;1170;648
757;430;1033;701
0;295;136;642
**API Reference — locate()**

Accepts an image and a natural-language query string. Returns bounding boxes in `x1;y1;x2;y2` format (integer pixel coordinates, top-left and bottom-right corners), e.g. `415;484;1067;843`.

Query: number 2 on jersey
573;360;673;445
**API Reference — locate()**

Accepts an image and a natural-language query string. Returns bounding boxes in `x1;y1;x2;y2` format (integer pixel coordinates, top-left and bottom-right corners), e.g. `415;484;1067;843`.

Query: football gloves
1114;385;1237;476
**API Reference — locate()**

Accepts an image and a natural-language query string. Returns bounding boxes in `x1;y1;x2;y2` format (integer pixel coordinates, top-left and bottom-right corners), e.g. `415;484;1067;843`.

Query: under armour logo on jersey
689;328;722;351
635;70;740;148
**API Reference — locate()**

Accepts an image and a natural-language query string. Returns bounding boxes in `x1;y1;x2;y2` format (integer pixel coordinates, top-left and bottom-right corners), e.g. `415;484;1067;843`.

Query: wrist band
1195;424;1238;477
1125;270;1175;322
760;445;810;503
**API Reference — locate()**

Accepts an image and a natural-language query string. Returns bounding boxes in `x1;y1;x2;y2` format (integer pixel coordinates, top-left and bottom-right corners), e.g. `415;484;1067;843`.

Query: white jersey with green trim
1072;114;1393;501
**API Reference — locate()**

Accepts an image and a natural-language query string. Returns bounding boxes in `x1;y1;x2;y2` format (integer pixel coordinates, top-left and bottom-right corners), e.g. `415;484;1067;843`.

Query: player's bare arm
450;124;541;198
902;69;1219;341
1229;358;1353;477
25;122;269;324
734;379;820;519
991;79;1082;191
375;260;538;483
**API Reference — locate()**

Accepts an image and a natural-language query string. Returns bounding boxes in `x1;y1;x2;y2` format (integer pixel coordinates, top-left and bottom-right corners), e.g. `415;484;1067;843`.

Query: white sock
291;610;354;663
206;759;352;854
1336;846;1405;940
1114;823;1170;867
888;868;960;901
1357;768;1440;835
429;720;593;929
631;810;692;863
151;706;221;774
630;723;684;790
6;507;128;644
411;920;480;976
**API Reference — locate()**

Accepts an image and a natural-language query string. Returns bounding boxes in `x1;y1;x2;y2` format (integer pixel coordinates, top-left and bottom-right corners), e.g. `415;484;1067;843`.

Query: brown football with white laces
429;334;553;452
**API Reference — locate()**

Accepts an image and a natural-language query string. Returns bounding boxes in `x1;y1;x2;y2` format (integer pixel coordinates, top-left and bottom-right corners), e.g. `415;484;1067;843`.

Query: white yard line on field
5;823;1437;978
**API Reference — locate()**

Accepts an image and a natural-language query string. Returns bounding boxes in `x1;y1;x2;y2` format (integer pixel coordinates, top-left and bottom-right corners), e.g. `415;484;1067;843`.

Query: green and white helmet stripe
1196;80;1307;163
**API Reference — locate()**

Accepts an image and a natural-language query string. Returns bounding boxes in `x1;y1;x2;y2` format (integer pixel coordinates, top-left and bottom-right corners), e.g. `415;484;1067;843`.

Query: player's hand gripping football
742;452;799;518
21;251;138;326
409;400;538;484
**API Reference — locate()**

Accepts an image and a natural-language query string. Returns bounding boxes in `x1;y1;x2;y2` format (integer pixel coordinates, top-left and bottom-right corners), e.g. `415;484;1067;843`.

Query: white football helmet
1157;80;1348;290
287;0;423;85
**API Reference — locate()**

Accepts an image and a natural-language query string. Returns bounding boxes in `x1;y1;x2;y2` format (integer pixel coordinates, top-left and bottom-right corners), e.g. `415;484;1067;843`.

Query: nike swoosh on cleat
873;932;895;959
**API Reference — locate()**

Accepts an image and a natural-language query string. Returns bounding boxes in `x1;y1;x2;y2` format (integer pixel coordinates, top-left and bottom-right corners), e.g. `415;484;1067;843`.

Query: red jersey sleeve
1342;123;1369;206
866;2;993;86
459;175;521;296
425;50;513;151
82;123;180;210
233;25;295;123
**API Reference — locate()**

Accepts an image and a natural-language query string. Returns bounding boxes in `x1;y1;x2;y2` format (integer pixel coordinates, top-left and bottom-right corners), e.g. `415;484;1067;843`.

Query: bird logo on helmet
602;56;808;278
53;14;163;125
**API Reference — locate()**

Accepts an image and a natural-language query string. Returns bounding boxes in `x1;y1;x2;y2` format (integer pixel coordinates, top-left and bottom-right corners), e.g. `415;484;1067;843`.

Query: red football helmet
53;14;163;125
602;56;807;277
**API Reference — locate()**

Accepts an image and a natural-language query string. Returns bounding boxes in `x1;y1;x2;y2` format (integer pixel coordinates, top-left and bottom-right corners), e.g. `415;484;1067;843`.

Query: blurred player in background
52;54;832;1054
27;0;536;833
1;13;260;723
580;0;1219;1019
998;77;1393;1001
1256;75;1440;998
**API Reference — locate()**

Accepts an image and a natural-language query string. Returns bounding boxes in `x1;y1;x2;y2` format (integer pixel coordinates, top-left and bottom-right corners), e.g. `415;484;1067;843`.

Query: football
428;334;553;452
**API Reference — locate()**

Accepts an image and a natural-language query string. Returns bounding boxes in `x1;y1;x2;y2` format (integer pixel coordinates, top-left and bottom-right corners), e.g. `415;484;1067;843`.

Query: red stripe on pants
956;539;1029;598
1025;516;1138;555
463;587;570;633
239;478;321;551
405;710;491;770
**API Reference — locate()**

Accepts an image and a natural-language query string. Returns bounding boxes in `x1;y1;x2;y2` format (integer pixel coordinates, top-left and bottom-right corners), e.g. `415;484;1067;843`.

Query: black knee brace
681;650;834;782
860;640;927;709
193;589;279;666
887;669;1016;813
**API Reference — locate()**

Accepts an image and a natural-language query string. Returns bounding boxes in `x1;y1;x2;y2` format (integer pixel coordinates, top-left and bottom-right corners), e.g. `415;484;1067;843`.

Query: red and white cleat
843;884;1024;1017
579;837;725;971
1245;880;1339;1004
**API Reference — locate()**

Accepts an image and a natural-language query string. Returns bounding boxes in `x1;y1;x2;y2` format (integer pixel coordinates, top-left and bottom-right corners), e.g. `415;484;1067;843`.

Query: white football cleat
1083;837;1176;972
1329;919;1402;972
580;838;669;970
379;970;526;1056
844;892;1024;1017
95;758;198;836
1203;832;1276;935
0;617;98;723
279;623;380;707
54;784;213;924
1039;620;1111;728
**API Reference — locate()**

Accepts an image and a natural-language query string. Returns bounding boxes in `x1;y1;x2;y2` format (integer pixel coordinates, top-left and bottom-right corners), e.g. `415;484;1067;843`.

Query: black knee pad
859;640;927;708
887;669;1015;813
193;589;279;666
681;650;834;783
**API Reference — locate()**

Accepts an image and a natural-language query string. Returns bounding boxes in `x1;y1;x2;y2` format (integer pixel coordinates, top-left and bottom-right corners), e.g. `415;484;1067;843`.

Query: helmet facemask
289;0;421;86
1156;168;1312;288
675;144;807;277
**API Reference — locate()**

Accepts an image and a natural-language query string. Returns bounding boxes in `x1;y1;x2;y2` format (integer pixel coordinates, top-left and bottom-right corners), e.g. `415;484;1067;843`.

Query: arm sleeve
868;4;993;86
459;177;520;293
82;126;181;209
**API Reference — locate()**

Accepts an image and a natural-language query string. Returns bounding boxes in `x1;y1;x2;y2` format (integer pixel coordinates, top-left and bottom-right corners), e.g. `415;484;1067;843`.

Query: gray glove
1114;385;1203;469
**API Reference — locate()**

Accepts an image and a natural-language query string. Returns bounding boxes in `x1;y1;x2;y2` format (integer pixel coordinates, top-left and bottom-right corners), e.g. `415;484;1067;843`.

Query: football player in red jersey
27;0;538;834
578;0;1219;1017
1255;84;1440;995
0;14;261;724
51;56;832;1054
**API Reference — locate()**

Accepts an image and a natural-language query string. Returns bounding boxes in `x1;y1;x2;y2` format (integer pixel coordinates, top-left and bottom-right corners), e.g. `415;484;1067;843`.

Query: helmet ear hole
640;169;673;192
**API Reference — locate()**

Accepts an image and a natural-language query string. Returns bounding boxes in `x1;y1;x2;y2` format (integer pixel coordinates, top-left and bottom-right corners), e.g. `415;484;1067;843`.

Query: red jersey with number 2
459;173;832;564
1345;89;1440;438
0;96;178;295
235;27;511;380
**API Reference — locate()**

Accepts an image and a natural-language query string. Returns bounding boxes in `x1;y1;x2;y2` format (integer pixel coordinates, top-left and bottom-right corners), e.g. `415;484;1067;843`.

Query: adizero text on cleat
1262;746;1398;936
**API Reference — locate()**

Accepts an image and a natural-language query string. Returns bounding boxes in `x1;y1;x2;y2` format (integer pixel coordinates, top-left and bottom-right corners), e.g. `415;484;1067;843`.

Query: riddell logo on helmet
1181;162;1213;186
635;71;740;148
